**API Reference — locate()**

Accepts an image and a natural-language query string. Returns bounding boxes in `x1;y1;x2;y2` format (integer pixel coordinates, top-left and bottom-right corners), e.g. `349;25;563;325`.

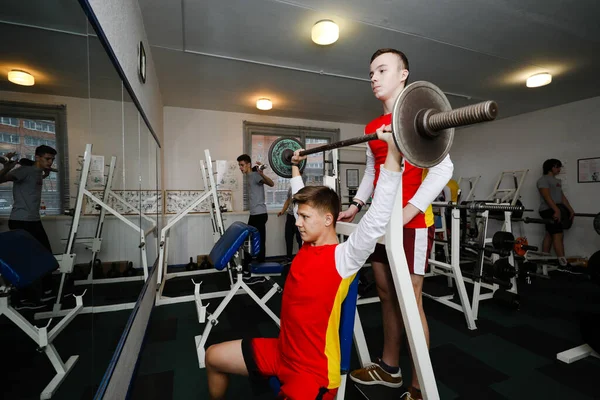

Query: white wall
88;0;164;144
163;106;367;264
451;95;600;257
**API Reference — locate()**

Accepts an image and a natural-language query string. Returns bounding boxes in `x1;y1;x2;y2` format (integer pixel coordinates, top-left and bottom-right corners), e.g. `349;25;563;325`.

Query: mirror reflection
0;2;160;399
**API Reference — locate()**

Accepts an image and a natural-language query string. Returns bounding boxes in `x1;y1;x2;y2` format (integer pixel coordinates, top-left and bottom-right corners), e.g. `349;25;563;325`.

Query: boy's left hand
292;149;307;164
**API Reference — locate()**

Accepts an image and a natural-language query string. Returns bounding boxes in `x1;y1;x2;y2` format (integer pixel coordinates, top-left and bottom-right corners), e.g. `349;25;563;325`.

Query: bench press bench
0;229;84;399
194;221;284;368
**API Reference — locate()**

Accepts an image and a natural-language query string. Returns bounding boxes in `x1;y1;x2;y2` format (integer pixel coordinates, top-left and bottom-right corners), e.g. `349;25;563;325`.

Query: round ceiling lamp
256;98;273;110
8;69;35;86
311;20;339;45
526;73;552;88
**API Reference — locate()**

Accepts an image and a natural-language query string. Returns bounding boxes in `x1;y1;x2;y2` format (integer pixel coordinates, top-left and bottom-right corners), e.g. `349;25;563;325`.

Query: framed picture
346;169;359;188
83;189;162;215
577;157;600;183
138;41;147;83
165;190;233;214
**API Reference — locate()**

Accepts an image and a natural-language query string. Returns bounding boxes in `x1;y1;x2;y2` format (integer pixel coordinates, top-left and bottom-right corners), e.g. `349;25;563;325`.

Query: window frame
0;100;70;214
243;121;340;211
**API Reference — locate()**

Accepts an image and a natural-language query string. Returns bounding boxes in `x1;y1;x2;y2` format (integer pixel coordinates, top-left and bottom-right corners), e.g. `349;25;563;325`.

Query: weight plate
268;137;307;178
391;81;454;168
492;231;515;251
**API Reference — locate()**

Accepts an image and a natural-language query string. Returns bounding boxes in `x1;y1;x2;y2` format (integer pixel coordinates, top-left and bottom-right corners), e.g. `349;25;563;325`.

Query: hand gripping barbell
268;81;498;178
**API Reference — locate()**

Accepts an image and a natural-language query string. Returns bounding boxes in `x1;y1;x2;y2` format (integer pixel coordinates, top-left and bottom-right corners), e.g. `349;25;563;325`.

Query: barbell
491;231;538;255
268;81;498;179
555;204;600;233
497;208;600;236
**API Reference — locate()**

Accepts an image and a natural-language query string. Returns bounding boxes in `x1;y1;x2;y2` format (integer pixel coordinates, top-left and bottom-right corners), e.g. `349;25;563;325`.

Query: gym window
0;101;69;216
243;121;339;211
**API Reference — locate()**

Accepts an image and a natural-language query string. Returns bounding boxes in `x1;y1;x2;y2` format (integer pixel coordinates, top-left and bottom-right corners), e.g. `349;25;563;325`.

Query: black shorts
540;209;563;234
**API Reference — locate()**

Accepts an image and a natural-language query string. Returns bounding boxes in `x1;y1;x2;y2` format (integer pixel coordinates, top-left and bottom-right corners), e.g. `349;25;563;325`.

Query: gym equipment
434;201;527;213
0;154;59;171
0;230;85;399
186;256;199;271
485;169;529;216
557;310;600;364
495;206;600;236
557;204;600;234
268;81;498;178
195;222;283;369
524;249;599;284
513;236;535;257
268;137;307;178
156;149;226;289
457;175;481;202
156;150;238;312
252;163;268;172
198;255;212;270
36;143;152;321
492;231;538;254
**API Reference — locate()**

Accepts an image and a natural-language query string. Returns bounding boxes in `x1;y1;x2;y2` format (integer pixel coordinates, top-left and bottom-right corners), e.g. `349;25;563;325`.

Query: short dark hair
237;154;251;164
35;145;57;157
370;48;410;84
543;159;562;175
293;186;340;227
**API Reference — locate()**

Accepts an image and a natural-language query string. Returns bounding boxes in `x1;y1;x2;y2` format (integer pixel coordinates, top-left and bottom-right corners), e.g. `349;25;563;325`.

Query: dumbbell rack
71;151;157;287
485;169;529;205
155;149;231;307
466;206;519;318
457;175;480;202
36;144;153;320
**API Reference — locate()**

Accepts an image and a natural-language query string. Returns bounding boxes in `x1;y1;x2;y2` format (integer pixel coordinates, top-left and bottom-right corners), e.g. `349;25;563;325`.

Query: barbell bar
432;201;528;213
268;81;498;178
492;211;600;236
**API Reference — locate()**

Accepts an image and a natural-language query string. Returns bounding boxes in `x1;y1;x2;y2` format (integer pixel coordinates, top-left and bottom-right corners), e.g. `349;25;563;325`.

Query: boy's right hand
376;124;399;153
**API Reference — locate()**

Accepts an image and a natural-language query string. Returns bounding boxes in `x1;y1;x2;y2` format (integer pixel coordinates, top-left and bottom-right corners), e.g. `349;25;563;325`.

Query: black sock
377;358;400;374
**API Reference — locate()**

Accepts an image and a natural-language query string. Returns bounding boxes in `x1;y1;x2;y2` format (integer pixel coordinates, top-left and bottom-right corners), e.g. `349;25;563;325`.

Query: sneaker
400;387;422;400
349;359;403;388
243;276;267;285
557;263;584;275
14;300;48;311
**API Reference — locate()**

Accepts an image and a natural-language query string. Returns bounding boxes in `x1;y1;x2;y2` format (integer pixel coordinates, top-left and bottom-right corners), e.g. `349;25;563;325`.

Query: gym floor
0;280;143;400
130;267;600;400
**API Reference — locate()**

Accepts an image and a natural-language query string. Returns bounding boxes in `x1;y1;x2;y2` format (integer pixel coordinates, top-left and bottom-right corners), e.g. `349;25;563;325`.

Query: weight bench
0;230;84;399
269;273;360;400
194;221;283;368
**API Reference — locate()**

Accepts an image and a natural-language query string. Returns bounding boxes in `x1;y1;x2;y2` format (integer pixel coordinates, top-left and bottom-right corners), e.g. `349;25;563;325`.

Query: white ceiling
140;0;600;123
2;0;599;126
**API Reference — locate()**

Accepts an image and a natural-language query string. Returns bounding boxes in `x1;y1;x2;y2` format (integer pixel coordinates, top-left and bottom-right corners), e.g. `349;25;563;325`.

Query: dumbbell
492;231;538;255
186;256;199;271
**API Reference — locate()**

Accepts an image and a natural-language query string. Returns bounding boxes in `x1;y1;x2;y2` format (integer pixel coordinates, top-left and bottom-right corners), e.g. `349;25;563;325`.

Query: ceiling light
311;20;339;45
256;98;272;110
8;69;35;86
526;73;552;88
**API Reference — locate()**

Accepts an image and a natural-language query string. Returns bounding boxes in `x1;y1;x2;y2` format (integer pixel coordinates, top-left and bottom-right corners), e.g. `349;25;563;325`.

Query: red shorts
368;226;435;275
242;338;338;400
